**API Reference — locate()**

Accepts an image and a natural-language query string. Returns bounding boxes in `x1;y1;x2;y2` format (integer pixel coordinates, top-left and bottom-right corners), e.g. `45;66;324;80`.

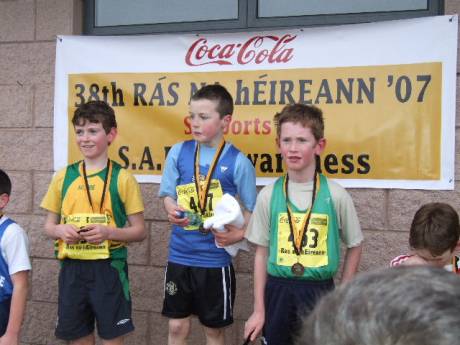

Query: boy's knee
101;336;124;345
169;318;190;338
203;326;224;339
69;333;95;345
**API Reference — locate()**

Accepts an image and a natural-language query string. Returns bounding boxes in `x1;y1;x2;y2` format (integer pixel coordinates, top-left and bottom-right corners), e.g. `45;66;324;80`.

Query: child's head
0;169;12;211
72;100;117;134
274;104;326;177
409;202;460;267
190;84;234;118
72;101;118;161
274;104;324;141
189;84;233;146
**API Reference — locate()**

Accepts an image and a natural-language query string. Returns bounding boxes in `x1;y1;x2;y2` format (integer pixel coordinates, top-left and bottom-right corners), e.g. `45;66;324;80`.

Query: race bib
57;213;110;260
276;212;329;268
176;179;223;230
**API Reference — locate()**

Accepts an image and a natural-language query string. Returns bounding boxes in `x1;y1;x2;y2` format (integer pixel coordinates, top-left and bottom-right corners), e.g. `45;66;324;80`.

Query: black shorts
55;259;134;341
262;275;334;345
0;298;11;336
162;262;236;328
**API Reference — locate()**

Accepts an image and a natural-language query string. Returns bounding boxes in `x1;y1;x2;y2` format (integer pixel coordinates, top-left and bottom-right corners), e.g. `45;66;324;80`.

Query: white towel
203;193;249;257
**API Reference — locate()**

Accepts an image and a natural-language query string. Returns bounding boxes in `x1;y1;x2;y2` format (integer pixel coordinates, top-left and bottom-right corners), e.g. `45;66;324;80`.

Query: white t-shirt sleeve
1;222;31;275
245;184;274;247
328;180;364;248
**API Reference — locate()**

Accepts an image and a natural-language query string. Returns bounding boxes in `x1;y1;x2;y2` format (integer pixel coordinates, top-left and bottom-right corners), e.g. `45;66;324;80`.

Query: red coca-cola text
185;34;296;66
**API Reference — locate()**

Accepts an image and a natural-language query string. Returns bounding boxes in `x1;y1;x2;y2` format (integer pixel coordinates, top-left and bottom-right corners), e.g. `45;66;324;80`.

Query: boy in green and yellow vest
244;104;363;345
41;101;146;345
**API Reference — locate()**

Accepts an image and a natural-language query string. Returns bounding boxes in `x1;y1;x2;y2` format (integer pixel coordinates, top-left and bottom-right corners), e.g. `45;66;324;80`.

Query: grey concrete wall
0;1;459;344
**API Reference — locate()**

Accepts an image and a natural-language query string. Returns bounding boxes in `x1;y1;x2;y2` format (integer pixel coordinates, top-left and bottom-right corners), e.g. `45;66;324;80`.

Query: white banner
54;15;458;189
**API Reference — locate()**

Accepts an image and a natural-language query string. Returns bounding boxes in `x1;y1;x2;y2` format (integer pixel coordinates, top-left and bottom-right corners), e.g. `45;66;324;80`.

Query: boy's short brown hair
409;202;460;256
274;104;324;141
190;84;233;118
0;169;12;196
72;100;117;134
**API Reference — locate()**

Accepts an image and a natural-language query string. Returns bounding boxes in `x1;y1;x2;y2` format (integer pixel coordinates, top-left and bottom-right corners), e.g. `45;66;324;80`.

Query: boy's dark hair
409;202;460;256
274;104;324;141
0;169;12;196
191;84;234;118
72;100;117;134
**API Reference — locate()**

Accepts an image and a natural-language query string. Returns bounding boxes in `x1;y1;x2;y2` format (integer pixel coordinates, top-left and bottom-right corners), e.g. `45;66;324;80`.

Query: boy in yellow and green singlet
41;101;146;345
244;104;363;345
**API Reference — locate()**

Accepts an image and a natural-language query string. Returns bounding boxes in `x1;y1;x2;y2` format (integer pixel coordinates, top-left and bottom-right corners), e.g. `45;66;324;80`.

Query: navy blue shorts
0;298;11;336
262;275;334;345
55;259;134;341
162;262;236;328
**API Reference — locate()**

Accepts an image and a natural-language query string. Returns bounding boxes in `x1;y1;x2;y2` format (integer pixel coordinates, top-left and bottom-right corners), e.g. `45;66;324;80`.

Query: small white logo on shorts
116;318;131;326
165;281;178;295
220;166;228;172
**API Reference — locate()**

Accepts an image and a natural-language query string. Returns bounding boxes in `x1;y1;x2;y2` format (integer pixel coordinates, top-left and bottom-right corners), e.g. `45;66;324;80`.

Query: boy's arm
213;209;251;247
44;211;81;244
244;245;268;342
341;244;362;284
81;212;146;243
0;271;29;345
329;182;363;284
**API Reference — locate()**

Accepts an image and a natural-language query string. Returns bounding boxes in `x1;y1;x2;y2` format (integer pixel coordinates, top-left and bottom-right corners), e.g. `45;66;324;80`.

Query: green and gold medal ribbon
81;159;112;213
283;171;320;256
193;140;226;216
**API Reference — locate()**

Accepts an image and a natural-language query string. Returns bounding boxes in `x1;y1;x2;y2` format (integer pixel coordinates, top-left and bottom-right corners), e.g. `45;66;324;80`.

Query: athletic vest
57;160;129;260
169;140;239;267
0;218;14;301
268;174;340;280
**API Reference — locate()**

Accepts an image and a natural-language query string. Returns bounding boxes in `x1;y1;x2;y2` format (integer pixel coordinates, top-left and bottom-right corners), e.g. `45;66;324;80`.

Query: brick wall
0;1;459;344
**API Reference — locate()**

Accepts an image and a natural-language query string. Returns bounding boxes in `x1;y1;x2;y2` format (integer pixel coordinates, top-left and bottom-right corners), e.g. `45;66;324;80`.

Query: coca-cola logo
185;34;296;66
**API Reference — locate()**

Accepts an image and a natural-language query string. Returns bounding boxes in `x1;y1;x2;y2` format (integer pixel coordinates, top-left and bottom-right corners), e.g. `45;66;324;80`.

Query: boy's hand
0;332;19;345
167;209;190;227
244;310;264;342
402;255;428;266
79;224;112;244
211;224;244;247
55;224;81;244
164;197;189;227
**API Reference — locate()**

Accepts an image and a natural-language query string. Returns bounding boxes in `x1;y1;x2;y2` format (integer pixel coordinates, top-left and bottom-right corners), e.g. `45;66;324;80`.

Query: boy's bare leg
102;336;125;345
203;326;225;345
70;333;95;345
168;317;191;345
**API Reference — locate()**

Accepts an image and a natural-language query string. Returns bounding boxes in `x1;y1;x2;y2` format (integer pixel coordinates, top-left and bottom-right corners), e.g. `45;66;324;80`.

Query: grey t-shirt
245;178;363;248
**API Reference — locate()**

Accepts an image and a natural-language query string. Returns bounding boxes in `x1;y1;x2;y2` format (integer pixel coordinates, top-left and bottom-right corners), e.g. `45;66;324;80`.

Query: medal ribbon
193;140;226;215
283;170;320;256
82;159;111;214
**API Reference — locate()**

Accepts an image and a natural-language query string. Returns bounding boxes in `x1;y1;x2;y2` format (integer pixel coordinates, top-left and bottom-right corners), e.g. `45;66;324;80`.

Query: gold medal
291;262;305;276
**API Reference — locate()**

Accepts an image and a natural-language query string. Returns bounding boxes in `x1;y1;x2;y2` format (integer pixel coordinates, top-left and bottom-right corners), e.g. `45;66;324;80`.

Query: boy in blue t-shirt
0;169;31;345
159;84;257;345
